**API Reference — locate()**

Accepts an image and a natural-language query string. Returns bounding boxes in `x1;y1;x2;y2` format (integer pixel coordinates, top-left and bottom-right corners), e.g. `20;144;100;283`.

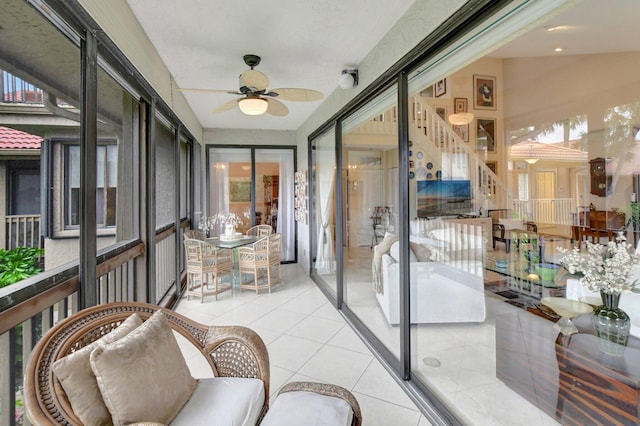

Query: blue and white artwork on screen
417;179;472;217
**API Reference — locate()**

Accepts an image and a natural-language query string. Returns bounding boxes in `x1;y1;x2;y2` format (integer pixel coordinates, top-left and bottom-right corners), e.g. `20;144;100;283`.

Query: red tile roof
0;126;42;149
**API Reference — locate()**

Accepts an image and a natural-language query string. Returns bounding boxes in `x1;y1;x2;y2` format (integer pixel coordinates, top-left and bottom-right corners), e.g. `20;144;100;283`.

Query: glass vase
592;290;631;355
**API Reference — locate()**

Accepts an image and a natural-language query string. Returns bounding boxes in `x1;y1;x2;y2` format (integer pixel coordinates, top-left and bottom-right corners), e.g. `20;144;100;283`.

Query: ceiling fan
180;54;324;116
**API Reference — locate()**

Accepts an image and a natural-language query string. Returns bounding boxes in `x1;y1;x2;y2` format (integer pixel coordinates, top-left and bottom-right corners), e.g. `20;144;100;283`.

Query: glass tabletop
206;235;260;249
486;251;567;301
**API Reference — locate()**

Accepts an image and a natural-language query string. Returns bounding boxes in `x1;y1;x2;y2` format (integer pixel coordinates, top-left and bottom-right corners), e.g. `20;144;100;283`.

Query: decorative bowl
540;296;593;335
495;259;508;268
536;263;560;283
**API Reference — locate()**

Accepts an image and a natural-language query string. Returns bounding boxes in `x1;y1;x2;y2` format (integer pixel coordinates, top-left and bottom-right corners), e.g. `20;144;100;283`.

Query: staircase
410;97;513;213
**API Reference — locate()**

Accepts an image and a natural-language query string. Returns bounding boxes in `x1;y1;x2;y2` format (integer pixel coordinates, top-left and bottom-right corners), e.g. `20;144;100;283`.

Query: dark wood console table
571;206;625;245
496;310;640;425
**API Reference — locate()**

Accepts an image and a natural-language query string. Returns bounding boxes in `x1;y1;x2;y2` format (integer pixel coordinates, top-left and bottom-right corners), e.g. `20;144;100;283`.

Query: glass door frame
306;1;521;422
205;144;297;263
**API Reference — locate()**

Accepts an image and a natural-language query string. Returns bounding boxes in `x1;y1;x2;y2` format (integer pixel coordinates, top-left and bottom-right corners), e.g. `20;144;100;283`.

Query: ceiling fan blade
266;98;289;116
180;88;240;95
269;88;323;102
239;69;269;91
212;98;240;114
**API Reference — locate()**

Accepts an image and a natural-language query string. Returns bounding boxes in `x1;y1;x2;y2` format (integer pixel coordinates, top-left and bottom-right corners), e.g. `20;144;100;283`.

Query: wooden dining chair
184;238;233;302
237;237;272;294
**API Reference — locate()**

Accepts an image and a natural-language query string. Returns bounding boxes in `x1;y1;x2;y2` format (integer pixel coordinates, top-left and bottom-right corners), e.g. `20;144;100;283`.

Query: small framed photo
434;78;447;97
435;106;447;121
476;118;495;152
474;75;496;110
454;98;468;113
486;161;497;174
453;124;469;142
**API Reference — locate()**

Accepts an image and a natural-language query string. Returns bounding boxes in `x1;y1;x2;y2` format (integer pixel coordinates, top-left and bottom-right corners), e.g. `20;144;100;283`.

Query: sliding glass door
341;85;400;362
255;149;295;261
207;147;252;235
207;146;296;262
310;128;337;297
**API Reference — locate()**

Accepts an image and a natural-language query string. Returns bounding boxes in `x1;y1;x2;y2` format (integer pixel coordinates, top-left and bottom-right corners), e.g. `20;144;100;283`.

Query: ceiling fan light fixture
238;97;268;115
524;143;539;164
339;69;358;89
448;112;475;125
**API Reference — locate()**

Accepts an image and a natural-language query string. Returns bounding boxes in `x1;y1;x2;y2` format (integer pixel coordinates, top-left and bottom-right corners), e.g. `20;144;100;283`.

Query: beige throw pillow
90;310;197;426
51;313;143;426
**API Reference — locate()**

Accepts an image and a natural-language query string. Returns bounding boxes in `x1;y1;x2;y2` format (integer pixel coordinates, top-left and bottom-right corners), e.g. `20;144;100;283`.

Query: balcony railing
1;71;43;104
0;219;189;425
512;198;575;225
4;215;42;251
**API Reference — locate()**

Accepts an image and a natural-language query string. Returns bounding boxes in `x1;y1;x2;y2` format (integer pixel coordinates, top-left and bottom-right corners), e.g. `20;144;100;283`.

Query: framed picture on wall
229;180;251;202
434;78;447;97
453;124;469;142
474;75;496;110
476;118;495;151
454;97;468;113
435;106;447;121
486;161;497;174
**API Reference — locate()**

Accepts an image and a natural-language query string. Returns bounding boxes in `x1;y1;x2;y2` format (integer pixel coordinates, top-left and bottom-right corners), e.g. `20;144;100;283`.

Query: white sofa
375;219;487;325
377;255;486;325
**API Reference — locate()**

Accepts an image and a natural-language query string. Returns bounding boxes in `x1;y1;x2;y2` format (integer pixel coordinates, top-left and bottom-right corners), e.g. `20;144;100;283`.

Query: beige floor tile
297;345;373;390
286;315;345;344
267;333;323;371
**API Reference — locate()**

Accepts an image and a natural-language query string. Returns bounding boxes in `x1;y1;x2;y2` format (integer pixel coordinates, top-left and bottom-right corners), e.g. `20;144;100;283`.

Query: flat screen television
417;179;472;216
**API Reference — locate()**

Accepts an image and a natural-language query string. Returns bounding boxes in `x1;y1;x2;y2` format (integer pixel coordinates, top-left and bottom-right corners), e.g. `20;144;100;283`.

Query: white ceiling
124;0;640;132
489;0;640;58
124;0;415;131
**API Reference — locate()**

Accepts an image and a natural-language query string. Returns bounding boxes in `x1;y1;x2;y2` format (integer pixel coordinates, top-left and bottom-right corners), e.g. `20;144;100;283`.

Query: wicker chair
184;238;233;302
184;229;207;240
23;302;270;425
246;224;272;238
268;232;282;284
238;237;273;294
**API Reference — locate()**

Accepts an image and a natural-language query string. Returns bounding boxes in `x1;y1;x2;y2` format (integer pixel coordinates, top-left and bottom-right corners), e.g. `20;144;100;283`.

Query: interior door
535;171;556;223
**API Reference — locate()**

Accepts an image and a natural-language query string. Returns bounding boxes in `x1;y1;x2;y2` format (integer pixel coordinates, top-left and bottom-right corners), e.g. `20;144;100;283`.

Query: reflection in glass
342;85;400;360
311;128;337;297
208;148;252;236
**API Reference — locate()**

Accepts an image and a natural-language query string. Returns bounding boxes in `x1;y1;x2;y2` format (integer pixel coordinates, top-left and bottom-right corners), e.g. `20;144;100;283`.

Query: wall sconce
338;69;358;89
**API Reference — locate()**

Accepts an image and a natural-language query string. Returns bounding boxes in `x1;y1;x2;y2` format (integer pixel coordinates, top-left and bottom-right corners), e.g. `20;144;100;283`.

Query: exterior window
64;144;117;229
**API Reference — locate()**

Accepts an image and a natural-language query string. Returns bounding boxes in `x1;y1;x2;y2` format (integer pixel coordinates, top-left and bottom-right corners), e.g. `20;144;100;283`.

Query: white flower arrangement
559;235;640;295
199;212;243;234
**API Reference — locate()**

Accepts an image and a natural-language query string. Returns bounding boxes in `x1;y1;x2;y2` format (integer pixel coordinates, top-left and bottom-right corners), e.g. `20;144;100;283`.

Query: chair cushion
51;313;143;426
171;377;265;426
498;218;524;230
261;390;353;426
90;311;197;426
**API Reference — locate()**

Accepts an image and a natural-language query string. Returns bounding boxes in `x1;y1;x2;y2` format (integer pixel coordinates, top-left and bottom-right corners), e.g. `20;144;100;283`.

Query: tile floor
174;263;433;426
